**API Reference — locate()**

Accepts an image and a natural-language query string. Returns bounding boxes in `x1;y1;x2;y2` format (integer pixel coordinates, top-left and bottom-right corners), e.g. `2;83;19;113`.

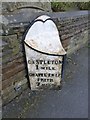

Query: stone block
2;63;25;80
2;2;51;13
2;70;26;89
2;34;19;55
2;52;24;66
2;57;24;73
2;82;28;105
67;30;88;55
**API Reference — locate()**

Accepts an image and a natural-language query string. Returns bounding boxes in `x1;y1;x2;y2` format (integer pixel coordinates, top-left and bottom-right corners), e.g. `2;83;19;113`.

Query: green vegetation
51;2;90;12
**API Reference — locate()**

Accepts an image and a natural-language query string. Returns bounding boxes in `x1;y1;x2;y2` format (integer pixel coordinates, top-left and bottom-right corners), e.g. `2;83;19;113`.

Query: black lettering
52;60;55;64
39;60;43;64
46;67;50;70
37;73;43;77
55;60;58;64
42;84;45;86
59;60;62;64
51;74;54;77
43;79;46;82
50;79;53;82
41;66;44;70
43;60;47;64
47;60;50;64
55;73;61;77
43;73;47;77
37;78;40;81
52;67;55;70
29;73;35;77
36;82;40;86
47;79;50;82
41;78;43;82
48;73;54;77
28;60;34;64
36;65;39;70
36;60;40;65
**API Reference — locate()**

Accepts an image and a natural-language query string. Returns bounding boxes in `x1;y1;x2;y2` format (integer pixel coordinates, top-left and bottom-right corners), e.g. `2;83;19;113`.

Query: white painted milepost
24;15;66;90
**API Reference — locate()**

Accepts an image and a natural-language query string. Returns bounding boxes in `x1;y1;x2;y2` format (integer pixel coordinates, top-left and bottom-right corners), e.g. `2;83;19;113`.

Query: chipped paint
24;15;66;56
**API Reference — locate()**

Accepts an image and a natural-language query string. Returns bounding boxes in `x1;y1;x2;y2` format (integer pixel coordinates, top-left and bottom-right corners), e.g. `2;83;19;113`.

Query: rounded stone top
24;15;66;55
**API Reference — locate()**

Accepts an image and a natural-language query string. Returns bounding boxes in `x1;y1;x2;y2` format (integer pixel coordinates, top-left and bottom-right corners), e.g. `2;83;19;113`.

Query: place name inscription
28;59;62;87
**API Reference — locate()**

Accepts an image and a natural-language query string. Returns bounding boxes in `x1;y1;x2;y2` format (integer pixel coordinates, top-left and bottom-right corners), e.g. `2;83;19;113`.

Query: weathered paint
24;15;66;90
24;15;66;56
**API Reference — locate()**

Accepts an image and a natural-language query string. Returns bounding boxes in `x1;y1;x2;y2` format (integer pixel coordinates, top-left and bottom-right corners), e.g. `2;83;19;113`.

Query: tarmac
2;45;88;118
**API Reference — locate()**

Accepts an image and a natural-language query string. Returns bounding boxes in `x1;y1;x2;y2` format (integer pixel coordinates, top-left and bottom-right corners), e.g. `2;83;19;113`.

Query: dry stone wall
1;2;89;105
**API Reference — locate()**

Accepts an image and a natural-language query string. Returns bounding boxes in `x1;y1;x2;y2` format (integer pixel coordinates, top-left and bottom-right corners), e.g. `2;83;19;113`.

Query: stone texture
2;2;52;13
2;70;26;90
2;52;24;65
67;30;88;55
2;35;19;55
2;63;25;80
2;82;28;105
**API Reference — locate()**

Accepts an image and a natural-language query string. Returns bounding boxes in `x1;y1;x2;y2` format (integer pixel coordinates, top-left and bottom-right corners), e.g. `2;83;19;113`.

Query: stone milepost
24;15;66;90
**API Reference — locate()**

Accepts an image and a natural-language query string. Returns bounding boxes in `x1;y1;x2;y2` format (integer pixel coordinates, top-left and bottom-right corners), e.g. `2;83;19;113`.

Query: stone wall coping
1;10;89;26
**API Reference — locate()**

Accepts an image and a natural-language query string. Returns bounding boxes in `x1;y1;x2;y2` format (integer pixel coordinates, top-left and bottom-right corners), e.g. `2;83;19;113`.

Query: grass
51;2;90;12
